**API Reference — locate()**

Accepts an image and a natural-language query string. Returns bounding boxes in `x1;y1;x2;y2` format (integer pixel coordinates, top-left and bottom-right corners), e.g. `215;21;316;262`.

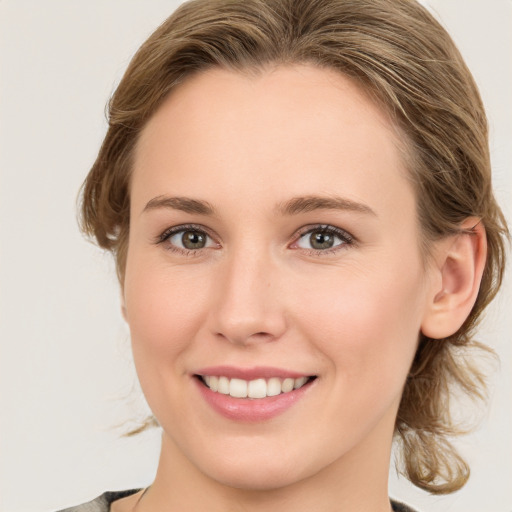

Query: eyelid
289;224;355;252
154;223;354;255
155;223;220;253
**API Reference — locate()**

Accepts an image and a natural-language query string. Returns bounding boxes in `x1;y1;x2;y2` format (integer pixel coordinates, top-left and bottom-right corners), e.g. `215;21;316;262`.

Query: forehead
132;64;413;221
136;64;401;158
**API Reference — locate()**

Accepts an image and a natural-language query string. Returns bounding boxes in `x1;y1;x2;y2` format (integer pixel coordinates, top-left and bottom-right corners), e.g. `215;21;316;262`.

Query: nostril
215;330;279;346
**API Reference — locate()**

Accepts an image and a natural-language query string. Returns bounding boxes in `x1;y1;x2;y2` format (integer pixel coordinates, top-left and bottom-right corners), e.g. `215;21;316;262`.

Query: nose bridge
210;241;286;345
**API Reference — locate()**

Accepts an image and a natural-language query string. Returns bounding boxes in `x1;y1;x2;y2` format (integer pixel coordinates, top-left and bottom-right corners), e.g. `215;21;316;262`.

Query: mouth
193;367;317;421
195;374;317;399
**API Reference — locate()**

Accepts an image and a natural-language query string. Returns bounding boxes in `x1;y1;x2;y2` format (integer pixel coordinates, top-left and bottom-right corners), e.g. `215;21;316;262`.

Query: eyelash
155;224;217;257
292;224;354;255
155;223;355;256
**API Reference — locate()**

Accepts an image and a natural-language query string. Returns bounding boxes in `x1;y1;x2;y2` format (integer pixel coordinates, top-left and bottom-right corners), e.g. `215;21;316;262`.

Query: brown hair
80;0;509;494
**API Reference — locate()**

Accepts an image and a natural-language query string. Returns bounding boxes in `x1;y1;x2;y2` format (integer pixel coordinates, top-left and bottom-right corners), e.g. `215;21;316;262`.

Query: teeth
209;375;219;392
201;375;311;399
248;378;267;398
294;376;307;389
218;376;229;394
267;377;281;397
281;378;294;393
229;378;248;398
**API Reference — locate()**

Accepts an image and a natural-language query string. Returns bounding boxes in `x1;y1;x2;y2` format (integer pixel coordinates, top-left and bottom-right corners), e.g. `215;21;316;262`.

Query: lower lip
195;377;314;422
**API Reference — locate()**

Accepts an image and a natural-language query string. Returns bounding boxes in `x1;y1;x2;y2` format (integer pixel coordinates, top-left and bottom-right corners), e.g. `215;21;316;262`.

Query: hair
80;0;509;495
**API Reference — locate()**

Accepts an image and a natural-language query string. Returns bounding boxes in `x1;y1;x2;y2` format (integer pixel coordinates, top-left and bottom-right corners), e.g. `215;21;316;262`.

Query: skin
114;65;485;512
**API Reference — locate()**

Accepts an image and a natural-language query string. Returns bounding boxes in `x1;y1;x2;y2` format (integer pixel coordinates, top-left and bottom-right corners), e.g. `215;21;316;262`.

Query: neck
139;425;395;512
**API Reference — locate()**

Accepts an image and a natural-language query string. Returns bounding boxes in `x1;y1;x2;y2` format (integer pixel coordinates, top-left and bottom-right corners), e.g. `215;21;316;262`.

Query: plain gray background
1;1;510;511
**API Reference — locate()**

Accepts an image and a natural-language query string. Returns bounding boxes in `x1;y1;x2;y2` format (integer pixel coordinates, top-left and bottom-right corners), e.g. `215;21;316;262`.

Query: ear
421;218;487;339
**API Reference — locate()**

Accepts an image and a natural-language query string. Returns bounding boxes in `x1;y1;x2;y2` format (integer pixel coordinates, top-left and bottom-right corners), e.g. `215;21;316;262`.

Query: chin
192;443;318;492
209;464;304;492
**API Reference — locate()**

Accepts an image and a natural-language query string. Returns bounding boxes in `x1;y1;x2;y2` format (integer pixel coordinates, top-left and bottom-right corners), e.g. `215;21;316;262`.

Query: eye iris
310;231;335;250
182;231;206;249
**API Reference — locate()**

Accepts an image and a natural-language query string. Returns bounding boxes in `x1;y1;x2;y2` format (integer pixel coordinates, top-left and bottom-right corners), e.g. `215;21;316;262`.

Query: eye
157;225;218;253
170;229;209;250
294;225;353;252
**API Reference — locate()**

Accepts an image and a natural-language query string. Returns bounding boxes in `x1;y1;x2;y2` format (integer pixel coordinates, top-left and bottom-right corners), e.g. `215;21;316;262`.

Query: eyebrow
142;194;376;217
276;195;376;216
142;195;215;215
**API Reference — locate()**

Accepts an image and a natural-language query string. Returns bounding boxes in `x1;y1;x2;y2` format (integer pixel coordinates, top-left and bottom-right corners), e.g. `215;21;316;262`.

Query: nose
208;248;287;346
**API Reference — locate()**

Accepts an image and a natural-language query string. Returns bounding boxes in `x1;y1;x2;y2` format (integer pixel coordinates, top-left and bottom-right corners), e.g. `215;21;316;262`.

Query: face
124;65;436;490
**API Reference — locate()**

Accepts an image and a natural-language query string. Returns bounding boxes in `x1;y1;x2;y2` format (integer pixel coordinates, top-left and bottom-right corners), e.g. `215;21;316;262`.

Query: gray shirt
57;489;419;512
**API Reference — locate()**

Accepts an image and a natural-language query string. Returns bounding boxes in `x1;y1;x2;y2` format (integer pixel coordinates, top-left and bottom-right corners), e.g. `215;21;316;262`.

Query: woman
62;0;509;511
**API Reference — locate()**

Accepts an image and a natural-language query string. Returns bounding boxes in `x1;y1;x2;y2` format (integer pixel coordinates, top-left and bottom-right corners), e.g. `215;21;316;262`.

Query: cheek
123;253;216;422
123;253;210;363
294;259;425;388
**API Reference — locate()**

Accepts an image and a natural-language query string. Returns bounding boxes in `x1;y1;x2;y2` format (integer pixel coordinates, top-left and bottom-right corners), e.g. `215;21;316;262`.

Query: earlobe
121;293;128;322
421;218;487;340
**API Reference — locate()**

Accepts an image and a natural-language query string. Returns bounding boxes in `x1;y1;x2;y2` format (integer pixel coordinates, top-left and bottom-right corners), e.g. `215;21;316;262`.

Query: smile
199;375;313;399
194;366;317;421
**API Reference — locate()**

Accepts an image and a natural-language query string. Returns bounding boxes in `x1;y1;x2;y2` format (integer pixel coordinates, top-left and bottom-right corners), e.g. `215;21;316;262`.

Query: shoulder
56;490;141;512
391;499;420;512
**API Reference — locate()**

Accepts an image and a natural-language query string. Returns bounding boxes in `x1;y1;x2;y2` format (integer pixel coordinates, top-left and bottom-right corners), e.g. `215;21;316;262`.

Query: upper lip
194;365;313;380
